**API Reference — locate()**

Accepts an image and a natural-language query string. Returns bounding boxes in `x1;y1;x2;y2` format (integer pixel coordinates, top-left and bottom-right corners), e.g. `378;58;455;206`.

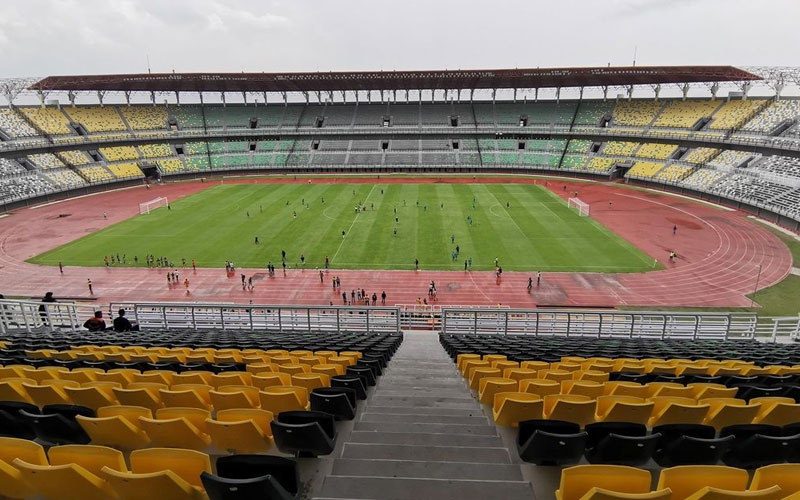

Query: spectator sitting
113;308;139;332
83;310;107;331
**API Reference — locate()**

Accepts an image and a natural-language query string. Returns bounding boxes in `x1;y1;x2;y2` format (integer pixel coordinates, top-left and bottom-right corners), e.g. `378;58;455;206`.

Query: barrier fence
440;308;800;340
1;300;798;341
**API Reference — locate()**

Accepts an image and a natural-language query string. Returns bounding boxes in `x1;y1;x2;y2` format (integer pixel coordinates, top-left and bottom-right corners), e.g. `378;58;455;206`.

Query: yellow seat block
492;392;543;427
555;465;653;500
478;377;517;405
657;465;750;500
207;408;274;453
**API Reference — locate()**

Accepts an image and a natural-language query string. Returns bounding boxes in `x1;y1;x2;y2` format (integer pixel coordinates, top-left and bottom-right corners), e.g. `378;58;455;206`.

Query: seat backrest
216;408;273;435
48;444;127;475
0;436;47;464
657;465;749;500
130;447;211;488
101;467;197;499
582;487;672;500
276;410;335;438
751;464;800;495
519;419;581;443
97;405;152;422
215;454;298;495
683;485;783;500
558;465;652;500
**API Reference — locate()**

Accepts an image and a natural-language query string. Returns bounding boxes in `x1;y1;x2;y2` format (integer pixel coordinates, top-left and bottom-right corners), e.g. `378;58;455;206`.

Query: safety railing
108;302;400;333
440;308;767;340
0;299;94;334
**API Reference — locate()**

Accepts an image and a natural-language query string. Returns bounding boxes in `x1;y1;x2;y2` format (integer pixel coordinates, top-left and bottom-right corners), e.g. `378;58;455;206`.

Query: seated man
83;310;107;331
113;308;139;332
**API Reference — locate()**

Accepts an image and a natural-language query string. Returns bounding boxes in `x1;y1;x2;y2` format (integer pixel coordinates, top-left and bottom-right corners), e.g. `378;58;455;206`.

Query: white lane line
331;184;378;262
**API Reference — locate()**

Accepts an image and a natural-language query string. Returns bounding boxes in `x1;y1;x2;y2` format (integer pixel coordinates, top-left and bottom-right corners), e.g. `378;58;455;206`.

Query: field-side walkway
0;176;791;309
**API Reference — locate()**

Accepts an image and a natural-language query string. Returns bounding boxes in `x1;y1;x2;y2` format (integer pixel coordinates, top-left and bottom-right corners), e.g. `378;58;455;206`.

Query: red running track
0;176;791;309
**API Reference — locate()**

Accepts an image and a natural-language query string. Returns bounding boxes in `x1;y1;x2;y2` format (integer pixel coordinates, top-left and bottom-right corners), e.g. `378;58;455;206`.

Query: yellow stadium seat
700;399;761;431
520;360;550;371
603;382;648;399
0;437;47;499
259;386;309;414
683;486;784;500
750;398;800;426
131;447;210;488
291;373;331;392
271;355;299;366
23;380;75;406
573;371;611;383
113;385;164;411
520;378;561;398
456;354;480;371
311;364;345;377
544;394;597;426
553;362;582;373
207;408;274;453
138;414;211;451
492;360;519;373
0;366;26;378
461;359;490;376
171;371;214;386
648;397;710;427
159;385;213;410
64;385;119;410
13;459;116;500
469;367;502;391
47;444;127;476
209;386;261;410
140;370;176;385
95;369;137;385
478;377;518;405
492;392;543;427
0;380;34;403
252;372;292;389
657;465;750;500
540;370;575;383
646;382;693;398
751;464;800;495
688;384;739;400
503;368;539;382
581;489;672;500
210;372;253;388
20;366;68;383
482;354;506;364
595;396;654;425
76;414;151;450
156;407;211;433
555;465;653;500
101;467;200;499
245;362;277;374
97;404;152;421
562;381;605;399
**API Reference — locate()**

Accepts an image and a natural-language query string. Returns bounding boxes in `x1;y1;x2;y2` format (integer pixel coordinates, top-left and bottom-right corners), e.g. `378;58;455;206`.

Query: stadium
2;2;800;500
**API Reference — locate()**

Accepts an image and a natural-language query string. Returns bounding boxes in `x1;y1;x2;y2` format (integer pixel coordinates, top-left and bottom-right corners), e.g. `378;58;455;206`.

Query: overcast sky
0;0;798;78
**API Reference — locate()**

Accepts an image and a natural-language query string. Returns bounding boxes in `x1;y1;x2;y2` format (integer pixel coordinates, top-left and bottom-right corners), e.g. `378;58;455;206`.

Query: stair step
331;459;523;480
319;476;532;500
354;421;497;436
348;430;503;447
360;412;489;425
368;396;478;408
363;406;483;416
341;443;511;463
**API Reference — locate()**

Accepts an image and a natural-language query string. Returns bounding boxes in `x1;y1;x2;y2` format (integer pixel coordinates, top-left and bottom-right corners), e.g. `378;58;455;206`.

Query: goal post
567;197;590;217
139;197;168;215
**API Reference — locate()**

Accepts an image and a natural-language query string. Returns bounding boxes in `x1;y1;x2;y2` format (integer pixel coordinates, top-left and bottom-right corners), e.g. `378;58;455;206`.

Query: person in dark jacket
83;311;107;331
113;308;138;332
39;292;56;325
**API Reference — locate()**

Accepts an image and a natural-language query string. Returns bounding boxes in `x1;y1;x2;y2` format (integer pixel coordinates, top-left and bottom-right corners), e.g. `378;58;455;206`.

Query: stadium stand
709;150;756;169
752;155;800;179
0;173;54;202
0;158;26;176
612;101;662;126
139;143;173;158
710;100;766;130
157;159;186;173
628;161;665;178
684;148;720;164
27;153;67;170
603;141;638;156
654;100;720;128
99;146;139;162
78;166;114;183
710;173;794;205
170;106;205;129
574;101;615;126
43;168;88;189
120;106;169;130
681;168;727;190
107;163;144;179
0;108;39;137
635;143;678;160
19;107;73;135
742;100;800;133
64;107;127;133
57;150;92;166
585;157;616;172
655;164;695;183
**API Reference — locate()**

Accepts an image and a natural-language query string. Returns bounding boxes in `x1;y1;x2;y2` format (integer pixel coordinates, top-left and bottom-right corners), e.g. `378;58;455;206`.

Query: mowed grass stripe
29;183;656;272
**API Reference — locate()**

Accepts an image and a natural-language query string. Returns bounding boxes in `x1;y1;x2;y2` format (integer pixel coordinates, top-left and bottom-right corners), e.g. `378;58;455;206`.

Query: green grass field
30;183;657;272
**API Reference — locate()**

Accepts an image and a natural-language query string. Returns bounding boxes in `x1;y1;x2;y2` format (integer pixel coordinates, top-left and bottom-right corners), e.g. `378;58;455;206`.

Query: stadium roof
29;66;760;93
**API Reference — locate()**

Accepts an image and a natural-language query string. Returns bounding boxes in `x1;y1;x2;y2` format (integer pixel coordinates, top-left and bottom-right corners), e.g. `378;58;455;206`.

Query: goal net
567;197;590;217
139;197;168;215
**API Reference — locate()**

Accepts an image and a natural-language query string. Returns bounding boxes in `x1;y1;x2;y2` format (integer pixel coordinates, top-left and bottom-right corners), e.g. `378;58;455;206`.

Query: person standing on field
87;278;93;295
381;290;386;305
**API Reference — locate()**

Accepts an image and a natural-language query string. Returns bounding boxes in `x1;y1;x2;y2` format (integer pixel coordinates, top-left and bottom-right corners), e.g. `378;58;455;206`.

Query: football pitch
30;183;656;272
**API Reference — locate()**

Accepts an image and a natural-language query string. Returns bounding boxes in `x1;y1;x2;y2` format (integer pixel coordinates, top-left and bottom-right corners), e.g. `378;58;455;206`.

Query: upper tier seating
743;100;800;133
170;106;205;129
635;143;677;160
65;107;126;133
57;151;92;166
710;100;765;130
574;101;615;126
139;144;173;158
0;108;39;137
27;154;67;170
121;106;169;130
613;101;662;127
709;150;756;168
684;148;720;165
603;142;638;156
100;147;139;162
752;156;800;179
19;107;73;135
654;101;720;128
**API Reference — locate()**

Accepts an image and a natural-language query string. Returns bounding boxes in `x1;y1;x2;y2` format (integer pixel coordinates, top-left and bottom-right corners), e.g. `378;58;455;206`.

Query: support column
221;92;226;107
710;83;719;101
68;91;76;107
96;90;104;107
681;84;689;101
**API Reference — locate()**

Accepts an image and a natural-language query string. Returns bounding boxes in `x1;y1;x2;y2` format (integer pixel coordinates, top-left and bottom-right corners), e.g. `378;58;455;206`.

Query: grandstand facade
1;66;799;229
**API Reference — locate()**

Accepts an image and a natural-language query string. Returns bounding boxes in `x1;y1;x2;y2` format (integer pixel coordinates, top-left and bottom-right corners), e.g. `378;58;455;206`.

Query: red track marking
0;177;791;310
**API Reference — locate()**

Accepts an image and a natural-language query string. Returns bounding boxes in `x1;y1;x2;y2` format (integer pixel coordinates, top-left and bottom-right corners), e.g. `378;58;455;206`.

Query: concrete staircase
315;331;534;500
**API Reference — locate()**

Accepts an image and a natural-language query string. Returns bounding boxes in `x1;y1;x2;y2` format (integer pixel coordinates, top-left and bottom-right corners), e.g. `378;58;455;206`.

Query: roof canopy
29;66;760;93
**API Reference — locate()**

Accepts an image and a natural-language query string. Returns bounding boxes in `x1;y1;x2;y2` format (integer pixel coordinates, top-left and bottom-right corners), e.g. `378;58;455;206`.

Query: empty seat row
0;436;301;500
517;419;800;468
556;463;800;500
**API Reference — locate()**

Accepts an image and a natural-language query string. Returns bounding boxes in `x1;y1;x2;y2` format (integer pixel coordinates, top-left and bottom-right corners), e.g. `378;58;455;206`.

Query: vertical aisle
316;330;533;500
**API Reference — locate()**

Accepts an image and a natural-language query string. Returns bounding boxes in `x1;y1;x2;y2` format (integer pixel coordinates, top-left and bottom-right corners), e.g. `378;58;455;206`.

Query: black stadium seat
584;422;658;466
517;419;587;465
18;404;94;444
0;401;39;439
271;410;336;457
653;434;735;467
310;387;357;421
202;455;298;500
330;375;367;400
